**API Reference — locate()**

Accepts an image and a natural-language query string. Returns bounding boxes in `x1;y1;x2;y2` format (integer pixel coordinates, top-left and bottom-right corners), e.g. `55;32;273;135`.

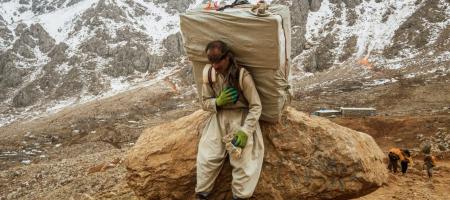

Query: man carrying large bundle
180;2;291;123
180;2;291;199
195;41;264;200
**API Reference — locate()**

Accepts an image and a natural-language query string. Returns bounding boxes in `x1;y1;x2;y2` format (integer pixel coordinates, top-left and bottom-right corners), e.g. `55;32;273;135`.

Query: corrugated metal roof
340;107;376;111
315;110;340;113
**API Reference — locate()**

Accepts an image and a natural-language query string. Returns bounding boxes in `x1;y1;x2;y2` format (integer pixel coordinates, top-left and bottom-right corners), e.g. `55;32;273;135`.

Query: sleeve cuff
239;127;251;136
206;98;217;112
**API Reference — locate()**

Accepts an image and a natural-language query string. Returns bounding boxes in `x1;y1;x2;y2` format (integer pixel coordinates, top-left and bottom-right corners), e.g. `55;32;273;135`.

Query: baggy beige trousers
195;109;264;198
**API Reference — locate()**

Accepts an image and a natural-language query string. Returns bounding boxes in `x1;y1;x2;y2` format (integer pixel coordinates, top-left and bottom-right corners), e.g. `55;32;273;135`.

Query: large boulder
125;107;387;199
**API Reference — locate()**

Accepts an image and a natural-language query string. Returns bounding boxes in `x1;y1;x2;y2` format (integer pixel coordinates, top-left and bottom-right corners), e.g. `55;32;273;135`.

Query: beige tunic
195;66;264;198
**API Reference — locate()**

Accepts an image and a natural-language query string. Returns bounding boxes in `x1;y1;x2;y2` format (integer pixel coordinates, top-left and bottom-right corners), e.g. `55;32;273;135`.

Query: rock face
2;0;447;127
0;0;186;115
309;0;323;12
383;0;449;58
125;107;387;199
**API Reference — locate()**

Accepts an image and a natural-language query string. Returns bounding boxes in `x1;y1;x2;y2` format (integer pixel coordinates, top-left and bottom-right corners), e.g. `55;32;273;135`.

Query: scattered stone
395;138;403;143
24;132;35;138
304;42;312;50
34;173;43;179
50;135;59;143
438;144;447;151
7;191;18;199
13;171;21;177
87;158;121;174
20;181;29;187
21;160;31;165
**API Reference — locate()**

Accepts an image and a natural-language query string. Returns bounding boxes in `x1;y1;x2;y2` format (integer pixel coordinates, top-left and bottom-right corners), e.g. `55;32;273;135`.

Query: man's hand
215;87;238;106
227;87;238;103
231;130;248;148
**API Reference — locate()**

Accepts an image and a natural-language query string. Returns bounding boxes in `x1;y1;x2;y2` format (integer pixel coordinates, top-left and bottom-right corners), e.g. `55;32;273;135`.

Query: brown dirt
290;58;450;199
330;116;450;200
1;61;449;199
0;82;198;199
355;160;450;200
331;115;450;155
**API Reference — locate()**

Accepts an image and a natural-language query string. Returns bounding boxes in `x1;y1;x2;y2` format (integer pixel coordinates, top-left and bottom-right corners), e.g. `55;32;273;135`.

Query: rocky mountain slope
0;0;193;126
290;0;449;94
1;0;449;124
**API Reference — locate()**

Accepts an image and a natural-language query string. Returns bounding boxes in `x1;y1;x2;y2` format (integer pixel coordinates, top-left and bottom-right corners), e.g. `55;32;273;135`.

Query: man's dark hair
205;40;231;63
205;40;241;90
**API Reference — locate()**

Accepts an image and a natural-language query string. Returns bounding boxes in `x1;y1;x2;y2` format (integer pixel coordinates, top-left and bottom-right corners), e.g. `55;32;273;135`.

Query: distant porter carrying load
180;1;291;123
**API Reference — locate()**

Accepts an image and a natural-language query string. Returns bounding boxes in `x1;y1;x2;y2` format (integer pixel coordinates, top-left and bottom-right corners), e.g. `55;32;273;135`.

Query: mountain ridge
0;0;449;127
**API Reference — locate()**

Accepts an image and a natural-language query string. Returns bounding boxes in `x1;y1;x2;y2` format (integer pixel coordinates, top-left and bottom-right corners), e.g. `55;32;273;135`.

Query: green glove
227;87;239;103
215;87;238;106
229;87;239;103
231;130;248;148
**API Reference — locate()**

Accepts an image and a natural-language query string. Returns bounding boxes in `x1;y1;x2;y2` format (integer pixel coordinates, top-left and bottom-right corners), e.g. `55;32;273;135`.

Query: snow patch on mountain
0;0;196;127
0;0;186;54
0;63;184;128
427;0;450;45
37;0;97;43
305;0;334;40
46;64;183;113
0;0;97;44
135;1;176;39
364;78;398;86
306;0;422;58
354;0;421;57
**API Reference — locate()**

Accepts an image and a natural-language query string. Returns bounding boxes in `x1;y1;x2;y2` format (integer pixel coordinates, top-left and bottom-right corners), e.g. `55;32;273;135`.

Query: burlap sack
180;4;291;122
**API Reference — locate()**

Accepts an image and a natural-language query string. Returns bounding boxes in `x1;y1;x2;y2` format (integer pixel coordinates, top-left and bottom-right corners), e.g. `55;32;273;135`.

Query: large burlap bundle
180;4;291;122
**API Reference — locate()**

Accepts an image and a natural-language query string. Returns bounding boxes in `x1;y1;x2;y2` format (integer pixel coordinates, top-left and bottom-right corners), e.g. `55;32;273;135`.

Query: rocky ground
0;59;449;199
355;160;450;200
0;80;198;200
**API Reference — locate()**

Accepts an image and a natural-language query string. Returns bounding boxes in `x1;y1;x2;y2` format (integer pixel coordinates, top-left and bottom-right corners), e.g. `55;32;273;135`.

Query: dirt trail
355;160;450;200
331;115;450;159
333;115;450;200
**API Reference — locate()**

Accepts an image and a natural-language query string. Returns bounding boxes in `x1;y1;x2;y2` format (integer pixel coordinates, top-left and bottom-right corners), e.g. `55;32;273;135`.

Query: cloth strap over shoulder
203;64;216;84
203;64;217;97
239;67;244;91
203;64;245;93
203;64;245;86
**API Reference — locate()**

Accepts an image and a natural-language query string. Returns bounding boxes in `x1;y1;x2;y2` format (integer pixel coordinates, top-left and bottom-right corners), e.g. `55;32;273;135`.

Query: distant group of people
387;148;412;174
387;147;437;180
